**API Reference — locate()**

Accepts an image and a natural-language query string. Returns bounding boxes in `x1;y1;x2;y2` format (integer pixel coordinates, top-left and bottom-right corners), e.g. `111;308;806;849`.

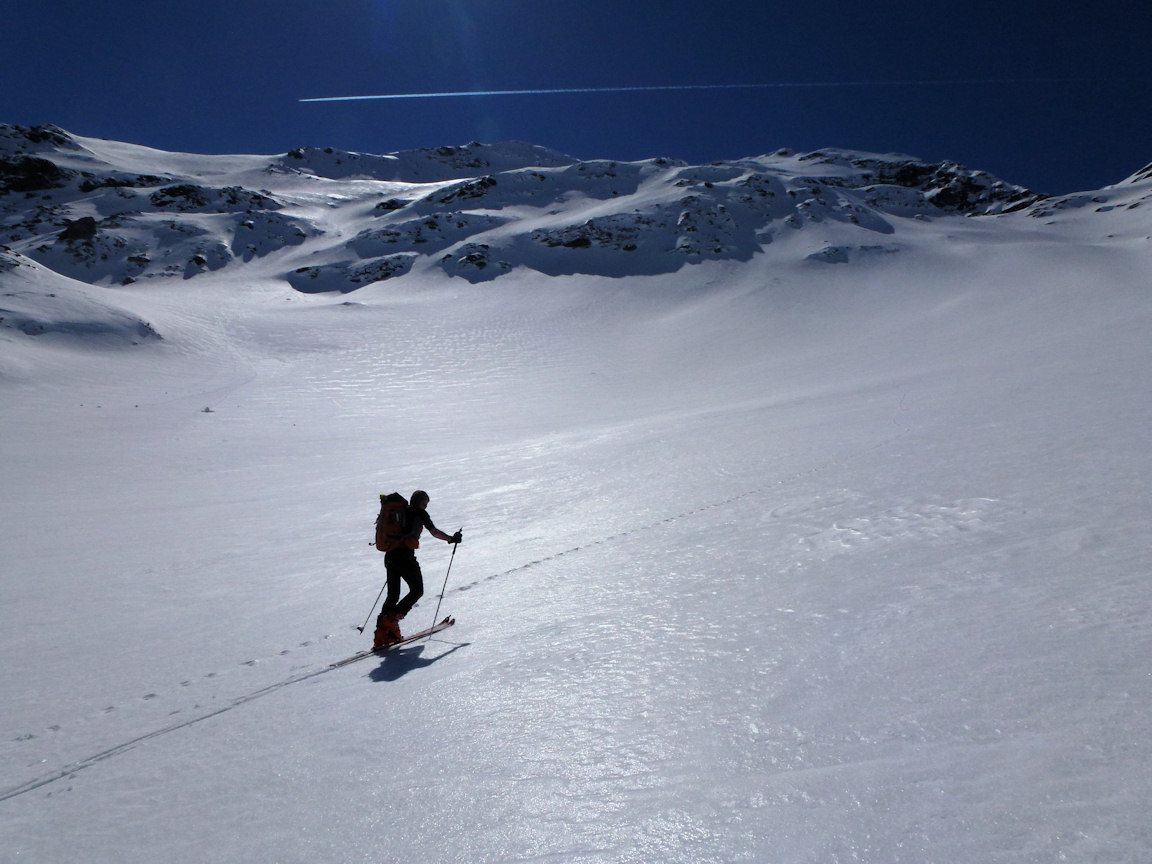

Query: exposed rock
286;253;417;293
0;155;75;193
58;216;98;242
150;184;278;213
532;214;648;252
439;243;511;282
374;197;409;213
79;173;172;193
351;213;508;258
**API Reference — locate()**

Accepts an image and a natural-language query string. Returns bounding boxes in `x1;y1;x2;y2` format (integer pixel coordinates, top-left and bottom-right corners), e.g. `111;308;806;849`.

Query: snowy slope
2;127;1151;863
0;248;159;347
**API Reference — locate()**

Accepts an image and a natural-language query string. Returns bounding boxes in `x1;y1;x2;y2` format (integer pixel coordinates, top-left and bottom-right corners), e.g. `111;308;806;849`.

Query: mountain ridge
1;123;1147;301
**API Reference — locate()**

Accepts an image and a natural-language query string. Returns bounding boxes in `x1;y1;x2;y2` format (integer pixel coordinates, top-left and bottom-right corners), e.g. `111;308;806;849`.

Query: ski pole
427;529;460;640
356;582;387;633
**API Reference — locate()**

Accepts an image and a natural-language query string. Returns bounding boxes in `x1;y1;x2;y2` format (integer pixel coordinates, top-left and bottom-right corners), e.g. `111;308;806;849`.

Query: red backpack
374;492;408;551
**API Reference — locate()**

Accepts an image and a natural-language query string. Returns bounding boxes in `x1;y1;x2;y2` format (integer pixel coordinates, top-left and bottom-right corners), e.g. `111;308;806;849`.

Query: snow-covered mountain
8;122;1151;312
2;125;1151;863
3;123;1056;296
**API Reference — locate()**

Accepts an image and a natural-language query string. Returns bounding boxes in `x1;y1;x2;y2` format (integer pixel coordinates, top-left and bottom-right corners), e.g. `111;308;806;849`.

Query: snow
2;128;1151;863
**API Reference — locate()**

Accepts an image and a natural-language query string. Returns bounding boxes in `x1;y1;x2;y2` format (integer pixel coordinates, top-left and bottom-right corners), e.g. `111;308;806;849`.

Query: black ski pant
378;547;424;623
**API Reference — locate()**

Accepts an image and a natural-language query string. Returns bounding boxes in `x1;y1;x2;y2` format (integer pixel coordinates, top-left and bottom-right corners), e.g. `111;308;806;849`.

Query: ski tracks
0;658;350;802
452;418;914;594
0;633;358;803
3;627;466;802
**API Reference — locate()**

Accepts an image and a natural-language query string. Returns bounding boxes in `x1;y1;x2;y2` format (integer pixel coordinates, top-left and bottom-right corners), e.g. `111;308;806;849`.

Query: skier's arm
424;514;462;544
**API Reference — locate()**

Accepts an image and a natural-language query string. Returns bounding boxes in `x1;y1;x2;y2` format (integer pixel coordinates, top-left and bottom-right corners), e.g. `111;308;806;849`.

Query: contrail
300;79;1085;103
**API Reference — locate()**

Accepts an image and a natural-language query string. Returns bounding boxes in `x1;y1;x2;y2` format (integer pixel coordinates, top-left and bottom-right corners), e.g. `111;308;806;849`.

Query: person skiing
374;490;462;648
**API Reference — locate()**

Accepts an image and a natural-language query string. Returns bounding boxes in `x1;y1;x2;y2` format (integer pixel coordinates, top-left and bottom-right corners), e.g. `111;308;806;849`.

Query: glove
450;530;463;545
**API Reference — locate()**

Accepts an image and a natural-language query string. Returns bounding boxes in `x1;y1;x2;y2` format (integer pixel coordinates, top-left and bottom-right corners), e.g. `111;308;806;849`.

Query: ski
330;616;456;669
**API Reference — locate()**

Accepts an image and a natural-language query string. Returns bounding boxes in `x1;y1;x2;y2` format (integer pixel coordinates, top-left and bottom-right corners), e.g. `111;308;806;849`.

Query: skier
374;490;462;647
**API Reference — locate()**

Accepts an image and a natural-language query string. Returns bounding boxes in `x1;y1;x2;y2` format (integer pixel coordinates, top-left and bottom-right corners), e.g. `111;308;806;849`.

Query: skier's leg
374;553;404;645
395;556;424;619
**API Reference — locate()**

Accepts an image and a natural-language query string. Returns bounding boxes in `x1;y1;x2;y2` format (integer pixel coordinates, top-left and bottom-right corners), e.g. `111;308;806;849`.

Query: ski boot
373;612;402;648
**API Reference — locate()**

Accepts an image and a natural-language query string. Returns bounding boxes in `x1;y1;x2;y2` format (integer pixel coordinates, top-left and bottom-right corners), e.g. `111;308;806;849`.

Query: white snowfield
2;126;1151;863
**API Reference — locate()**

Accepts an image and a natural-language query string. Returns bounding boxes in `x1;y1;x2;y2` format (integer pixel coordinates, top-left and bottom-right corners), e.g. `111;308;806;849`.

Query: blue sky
2;1;1149;194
